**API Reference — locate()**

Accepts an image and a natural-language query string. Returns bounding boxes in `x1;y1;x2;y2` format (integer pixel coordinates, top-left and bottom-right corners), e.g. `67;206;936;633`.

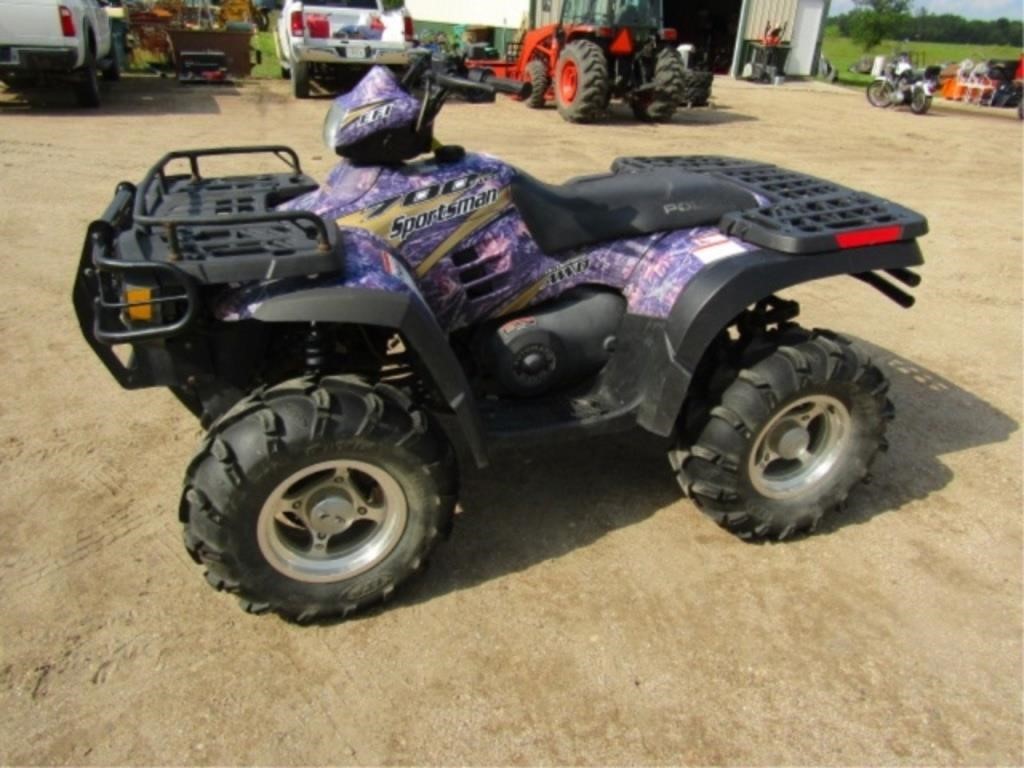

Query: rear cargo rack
611;155;928;254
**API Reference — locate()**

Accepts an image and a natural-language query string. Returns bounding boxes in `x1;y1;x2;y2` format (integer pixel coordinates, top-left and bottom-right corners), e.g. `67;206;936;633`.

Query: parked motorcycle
867;53;940;115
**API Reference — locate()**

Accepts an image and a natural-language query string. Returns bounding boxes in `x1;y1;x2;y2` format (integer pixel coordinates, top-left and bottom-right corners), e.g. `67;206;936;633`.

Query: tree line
830;0;1023;50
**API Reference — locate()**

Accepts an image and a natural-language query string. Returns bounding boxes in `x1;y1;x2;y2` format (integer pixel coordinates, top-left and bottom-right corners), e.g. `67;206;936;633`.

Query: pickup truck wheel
671;330;892;541
76;46;101;108
292;60;310;98
101;50;120;82
180;377;458;622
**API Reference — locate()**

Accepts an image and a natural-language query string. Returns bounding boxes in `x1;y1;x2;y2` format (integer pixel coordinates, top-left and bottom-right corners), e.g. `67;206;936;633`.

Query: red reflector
835;226;903;249
290;10;303;35
306;14;330;38
609;27;634;55
58;6;76;37
661;28;678;42
403;15;414;41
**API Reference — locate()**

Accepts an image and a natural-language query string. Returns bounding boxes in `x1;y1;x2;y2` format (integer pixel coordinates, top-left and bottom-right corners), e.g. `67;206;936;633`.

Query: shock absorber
304;323;326;376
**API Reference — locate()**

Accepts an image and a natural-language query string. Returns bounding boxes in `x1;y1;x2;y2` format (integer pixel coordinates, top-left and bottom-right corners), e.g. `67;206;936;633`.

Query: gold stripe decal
339;99;394;128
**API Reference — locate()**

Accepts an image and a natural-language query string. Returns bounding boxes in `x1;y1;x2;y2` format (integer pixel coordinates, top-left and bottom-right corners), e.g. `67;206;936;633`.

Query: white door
786;0;825;76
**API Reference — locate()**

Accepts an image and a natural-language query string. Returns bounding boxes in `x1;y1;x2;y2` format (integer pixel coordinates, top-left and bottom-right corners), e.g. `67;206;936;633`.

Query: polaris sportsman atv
73;57;927;621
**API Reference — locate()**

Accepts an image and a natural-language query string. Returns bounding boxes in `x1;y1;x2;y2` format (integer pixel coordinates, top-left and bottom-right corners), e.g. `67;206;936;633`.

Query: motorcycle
867;53;940;115
73;56;928;621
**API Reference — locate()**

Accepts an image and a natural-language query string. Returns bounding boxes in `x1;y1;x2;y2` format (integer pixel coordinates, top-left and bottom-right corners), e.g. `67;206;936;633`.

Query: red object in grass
835;226;903;249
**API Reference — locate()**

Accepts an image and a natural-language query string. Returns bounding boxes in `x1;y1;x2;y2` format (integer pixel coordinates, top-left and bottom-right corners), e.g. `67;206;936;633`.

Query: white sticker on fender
694;234;749;263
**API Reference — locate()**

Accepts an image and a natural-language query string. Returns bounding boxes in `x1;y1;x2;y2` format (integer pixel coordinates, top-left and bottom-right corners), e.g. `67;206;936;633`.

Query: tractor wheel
671;329;892;541
180;377;458;622
554;40;608;123
679;69;713;107
632;48;685;121
524;59;549;109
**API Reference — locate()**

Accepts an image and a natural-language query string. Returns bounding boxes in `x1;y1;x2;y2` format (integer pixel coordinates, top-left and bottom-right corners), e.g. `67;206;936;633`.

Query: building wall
404;0;530;30
743;0;798;39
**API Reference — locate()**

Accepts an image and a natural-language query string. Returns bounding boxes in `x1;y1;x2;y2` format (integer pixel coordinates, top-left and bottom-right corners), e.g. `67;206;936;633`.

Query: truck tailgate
0;0;62;47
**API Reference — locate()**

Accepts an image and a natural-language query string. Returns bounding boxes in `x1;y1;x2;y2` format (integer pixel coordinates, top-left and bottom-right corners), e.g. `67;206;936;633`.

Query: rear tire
76;45;101;108
180;377;458;622
101;49;120;82
910;89;932;115
679;69;712;107
291;59;310;99
671;329;892;540
633;48;685;121
524;59;549;109
554;40;608;123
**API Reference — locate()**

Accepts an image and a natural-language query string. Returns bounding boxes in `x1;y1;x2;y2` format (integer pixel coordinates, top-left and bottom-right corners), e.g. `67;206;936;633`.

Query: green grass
822;30;1021;87
251;31;281;79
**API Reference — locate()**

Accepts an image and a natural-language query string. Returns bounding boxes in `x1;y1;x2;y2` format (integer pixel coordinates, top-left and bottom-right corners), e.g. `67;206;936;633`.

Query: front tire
180;377;457;622
554;40;608;123
672;330;892;540
866;80;893;108
524;59;549;109
910;88;932;115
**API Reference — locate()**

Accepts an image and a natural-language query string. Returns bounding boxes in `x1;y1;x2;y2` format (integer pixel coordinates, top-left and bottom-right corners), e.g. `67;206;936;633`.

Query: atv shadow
815;339;1019;535
369;344;1017;617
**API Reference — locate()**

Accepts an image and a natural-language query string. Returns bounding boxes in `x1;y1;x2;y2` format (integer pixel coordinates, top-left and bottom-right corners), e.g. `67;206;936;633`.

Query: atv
73;57;927;622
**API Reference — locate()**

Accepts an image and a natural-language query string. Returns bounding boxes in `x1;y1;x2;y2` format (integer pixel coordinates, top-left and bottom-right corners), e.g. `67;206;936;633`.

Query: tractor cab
558;0;666;36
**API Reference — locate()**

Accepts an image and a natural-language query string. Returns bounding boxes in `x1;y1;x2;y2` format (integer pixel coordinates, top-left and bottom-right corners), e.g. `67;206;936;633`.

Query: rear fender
248;285;488;468
638;241;925;436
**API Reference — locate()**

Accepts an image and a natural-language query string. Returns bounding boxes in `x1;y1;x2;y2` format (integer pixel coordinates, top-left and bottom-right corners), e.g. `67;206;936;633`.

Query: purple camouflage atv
73;56;927;621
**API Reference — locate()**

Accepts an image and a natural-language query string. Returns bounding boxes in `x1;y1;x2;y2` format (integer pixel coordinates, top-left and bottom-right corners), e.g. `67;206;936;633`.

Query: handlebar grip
487;76;531;99
434;72;496;95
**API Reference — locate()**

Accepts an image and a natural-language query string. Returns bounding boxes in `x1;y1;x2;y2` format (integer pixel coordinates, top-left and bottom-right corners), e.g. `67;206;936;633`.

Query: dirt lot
0;76;1021;766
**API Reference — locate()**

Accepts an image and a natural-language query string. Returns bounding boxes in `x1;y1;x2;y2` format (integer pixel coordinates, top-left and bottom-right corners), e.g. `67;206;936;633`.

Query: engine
475;288;626;397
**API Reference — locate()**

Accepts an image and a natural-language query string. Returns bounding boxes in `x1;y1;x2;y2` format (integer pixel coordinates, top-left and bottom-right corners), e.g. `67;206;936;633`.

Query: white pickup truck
275;0;414;99
0;0;118;107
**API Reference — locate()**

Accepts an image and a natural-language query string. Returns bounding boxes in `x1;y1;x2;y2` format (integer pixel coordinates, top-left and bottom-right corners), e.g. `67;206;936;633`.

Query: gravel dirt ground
0;75;1021;766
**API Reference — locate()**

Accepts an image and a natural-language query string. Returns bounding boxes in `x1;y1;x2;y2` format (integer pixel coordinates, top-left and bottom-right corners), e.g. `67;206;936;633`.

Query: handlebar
404;52;532;101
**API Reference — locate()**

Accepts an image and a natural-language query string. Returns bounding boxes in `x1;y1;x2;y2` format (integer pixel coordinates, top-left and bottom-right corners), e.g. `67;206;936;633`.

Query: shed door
786;0;825;76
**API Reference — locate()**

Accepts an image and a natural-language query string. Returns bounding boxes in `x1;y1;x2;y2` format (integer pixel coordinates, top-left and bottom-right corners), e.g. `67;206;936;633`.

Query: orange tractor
465;0;697;123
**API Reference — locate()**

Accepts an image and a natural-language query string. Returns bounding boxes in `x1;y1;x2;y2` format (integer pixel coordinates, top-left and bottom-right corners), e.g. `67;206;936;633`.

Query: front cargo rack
611;155;928;254
75;145;338;348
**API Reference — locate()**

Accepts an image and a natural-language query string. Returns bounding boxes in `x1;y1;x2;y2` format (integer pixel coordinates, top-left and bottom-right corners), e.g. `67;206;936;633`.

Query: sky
829;0;1023;20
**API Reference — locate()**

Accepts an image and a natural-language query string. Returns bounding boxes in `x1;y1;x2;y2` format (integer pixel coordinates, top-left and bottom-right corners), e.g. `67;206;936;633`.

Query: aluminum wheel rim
748;394;853;500
257;459;408;584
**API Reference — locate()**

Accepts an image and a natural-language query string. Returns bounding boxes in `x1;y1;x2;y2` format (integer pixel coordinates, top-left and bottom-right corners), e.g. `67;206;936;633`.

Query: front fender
638;241;925;436
250;285;488;468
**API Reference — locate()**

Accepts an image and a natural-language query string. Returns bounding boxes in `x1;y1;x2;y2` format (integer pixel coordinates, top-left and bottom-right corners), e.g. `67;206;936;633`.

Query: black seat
510;169;759;255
